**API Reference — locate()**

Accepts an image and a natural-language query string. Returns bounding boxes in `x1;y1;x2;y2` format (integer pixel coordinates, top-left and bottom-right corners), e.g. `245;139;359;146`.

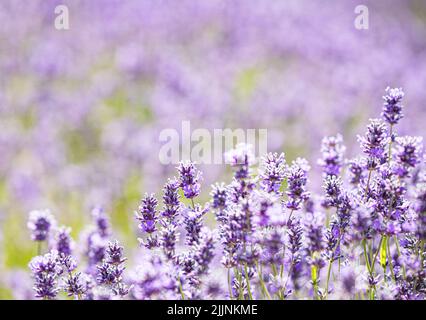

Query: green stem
37;241;42;256
256;261;271;299
227;268;233;300
178;277;185;300
387;238;396;282
244;263;253;300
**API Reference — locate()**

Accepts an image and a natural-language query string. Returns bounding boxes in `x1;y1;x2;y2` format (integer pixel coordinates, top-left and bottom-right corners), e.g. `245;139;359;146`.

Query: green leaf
311;265;318;284
380;236;388;268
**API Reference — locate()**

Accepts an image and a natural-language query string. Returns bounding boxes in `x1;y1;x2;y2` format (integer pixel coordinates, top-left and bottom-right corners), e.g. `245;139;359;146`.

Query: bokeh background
0;0;425;298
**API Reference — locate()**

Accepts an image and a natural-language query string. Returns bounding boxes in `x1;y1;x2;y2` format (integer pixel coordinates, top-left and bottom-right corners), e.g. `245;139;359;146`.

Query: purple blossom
224;143;255;180
177;161;202;199
55;226;73;256
358;119;389;169
259;152;286;194
161;178;181;221
394;136;423;177
136;193;159;249
318;134;346;176
285;159;310;210
382;87;404;125
27;209;56;242
29;251;61;299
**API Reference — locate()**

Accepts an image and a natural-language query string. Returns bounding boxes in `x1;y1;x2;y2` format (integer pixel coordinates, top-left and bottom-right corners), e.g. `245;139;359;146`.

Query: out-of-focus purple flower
224;143;255;180
382;87;404;125
259;229;285;265
348;157;366;186
194;228;215;275
210;182;229;222
159;222;179;261
259;152;286;194
414;180;426;241
54;226;73;256
91;207;111;238
131;256;177;300
318;134;346;176
303;210;325;255
27;209;56;242
177;161;202;199
394;136;423;177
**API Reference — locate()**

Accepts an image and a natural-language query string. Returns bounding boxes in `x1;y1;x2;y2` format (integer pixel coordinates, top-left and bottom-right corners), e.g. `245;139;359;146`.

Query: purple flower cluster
24;87;425;300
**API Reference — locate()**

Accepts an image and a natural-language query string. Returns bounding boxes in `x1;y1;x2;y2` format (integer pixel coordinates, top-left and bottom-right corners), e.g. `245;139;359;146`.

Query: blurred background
0;0;425;298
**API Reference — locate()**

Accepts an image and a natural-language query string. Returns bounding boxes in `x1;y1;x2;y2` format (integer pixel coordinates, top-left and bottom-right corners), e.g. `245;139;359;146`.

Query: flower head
382;87;404;125
318;134;346;176
177;161;202;199
27;209;56;242
259;152;286;193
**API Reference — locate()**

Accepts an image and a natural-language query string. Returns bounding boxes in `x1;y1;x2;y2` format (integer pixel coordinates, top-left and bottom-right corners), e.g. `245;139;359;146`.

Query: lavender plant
24;87;425;300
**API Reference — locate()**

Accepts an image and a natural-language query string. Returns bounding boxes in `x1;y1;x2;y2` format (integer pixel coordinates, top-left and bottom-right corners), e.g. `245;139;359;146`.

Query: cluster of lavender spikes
27;87;425;300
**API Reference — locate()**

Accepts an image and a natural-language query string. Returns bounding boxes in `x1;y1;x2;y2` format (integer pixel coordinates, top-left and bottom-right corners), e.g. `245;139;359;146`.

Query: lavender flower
161;178;181;221
177;161;202;199
224;143;255;180
159;222;179;261
210;182;229;222
27;209;56;242
194;229;215;275
318;134;346;176
54;226;73;256
182;204;209;246
259;152;286;194
348;157;366;185
29;251;61;299
358;119;388;169
382;87;404;125
135;193;159;249
285;159;310;210
394;136;423;177
96;240;130;297
91;207;111;238
63;272;86;298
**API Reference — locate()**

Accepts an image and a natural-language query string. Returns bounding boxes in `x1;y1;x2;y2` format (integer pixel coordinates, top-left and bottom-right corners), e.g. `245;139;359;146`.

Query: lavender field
0;0;425;300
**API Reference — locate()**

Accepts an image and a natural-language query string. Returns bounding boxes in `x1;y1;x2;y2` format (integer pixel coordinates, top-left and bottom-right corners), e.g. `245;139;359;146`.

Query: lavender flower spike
177;161;202;199
224;143;255;180
135;193;159;249
382;87;404;125
318;134;346;176
27;209;56;242
357;119;388;169
55;226;74;256
285;159;310;211
161;178;181;221
259;152;286;194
